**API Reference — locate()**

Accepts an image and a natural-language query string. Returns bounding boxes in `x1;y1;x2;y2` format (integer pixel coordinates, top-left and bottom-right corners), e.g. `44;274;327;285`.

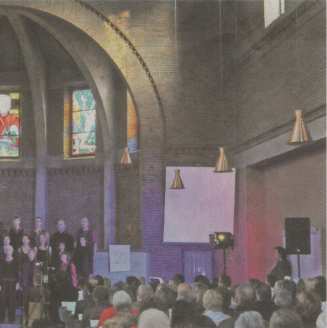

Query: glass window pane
0;136;19;157
0;92;20;157
72;110;96;133
72;132;96;156
72;89;96;111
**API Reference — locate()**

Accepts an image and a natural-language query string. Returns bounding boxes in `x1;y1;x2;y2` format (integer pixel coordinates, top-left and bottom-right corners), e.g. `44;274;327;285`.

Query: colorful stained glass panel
71;89;96;156
127;92;138;153
0;92;20;157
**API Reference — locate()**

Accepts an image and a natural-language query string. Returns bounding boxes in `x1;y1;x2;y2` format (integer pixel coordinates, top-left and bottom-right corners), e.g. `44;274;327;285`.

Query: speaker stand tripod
297;253;301;279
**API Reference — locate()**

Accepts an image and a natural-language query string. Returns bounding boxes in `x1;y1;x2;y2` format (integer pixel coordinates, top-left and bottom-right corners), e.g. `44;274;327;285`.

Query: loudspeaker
285;218;311;255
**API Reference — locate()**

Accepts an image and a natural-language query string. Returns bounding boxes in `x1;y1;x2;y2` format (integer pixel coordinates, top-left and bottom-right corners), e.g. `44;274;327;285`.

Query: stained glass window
71;89;96;157
127;91;138;153
0;92;20;158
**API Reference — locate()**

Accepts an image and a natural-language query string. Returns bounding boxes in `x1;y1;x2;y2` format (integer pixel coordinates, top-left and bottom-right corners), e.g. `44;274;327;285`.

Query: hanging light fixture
120;147;132;166
214;147;232;173
288;110;311;145
170;169;184;190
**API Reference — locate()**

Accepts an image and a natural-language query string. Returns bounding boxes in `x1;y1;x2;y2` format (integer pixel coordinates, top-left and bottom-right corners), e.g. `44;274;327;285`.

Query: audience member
295;291;321;328
273;289;294;309
203;288;230;326
98;290;139;328
154;283;177;314
219;283;256;328
269;309;303;328
176;283;194;303
136;284;155;313
138;308;169;328
82;286;110;327
316;308;326;328
252;281;275;320
194;274;211;288
234;311;265;328
192;282;208;314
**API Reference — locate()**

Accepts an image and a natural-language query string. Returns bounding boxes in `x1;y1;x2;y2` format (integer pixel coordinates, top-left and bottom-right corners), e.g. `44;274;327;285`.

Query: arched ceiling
0;14;80;76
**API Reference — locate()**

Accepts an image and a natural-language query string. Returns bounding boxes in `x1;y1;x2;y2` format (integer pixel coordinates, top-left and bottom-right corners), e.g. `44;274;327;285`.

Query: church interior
0;0;325;327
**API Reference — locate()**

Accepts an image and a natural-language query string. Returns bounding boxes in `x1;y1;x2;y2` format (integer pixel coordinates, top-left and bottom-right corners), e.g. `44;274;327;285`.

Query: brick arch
0;0;166;147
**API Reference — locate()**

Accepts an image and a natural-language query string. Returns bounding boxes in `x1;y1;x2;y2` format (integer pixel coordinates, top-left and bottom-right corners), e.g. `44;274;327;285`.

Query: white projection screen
163;167;236;243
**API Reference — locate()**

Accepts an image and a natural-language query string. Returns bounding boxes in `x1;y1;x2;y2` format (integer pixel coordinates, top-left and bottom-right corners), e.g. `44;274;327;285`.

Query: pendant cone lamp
288;110;311;145
120;147;132;166
214;147;232;173
170;169;184;190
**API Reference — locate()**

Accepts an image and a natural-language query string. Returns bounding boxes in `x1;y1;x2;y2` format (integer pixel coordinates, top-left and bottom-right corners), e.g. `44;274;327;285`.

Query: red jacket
97;306;139;328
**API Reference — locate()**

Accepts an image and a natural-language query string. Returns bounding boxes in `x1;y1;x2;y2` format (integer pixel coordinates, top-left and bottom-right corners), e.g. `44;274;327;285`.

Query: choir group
0;216;95;324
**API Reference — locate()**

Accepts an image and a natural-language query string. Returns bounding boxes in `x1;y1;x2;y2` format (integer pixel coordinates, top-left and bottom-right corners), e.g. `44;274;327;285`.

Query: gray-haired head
138;309;170;328
274;289;293;308
234;284;256;309
137;284;154;304
235;311;265;328
203;289;224;311
112;290;132;311
269;309;303;328
316;309;326;328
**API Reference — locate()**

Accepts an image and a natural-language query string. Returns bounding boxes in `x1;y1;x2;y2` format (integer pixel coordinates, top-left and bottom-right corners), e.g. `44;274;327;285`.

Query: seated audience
176;283;194;303
203;288;230;326
219;283;256;328
194;274;211;288
295;291;321;328
154;283;177;315
316;309;326;328
253;281;275;321
273;289;294;309
269;309;303;328
169;273;185;292
82;286;110;327
171;300;196;327
138;308;169;328
234;311;265;328
136;284;155;313
98;290;139;328
192;282;208;314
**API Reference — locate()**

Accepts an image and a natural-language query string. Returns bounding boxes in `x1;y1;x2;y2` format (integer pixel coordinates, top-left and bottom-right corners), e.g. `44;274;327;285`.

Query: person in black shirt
31;217;49;248
20;248;37;325
0;245;19;323
74;217;95;278
267;246;292;287
50;219;74;268
9;217;24;252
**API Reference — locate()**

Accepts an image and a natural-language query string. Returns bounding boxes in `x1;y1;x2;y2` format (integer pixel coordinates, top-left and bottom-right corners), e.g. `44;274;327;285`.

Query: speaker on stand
285;217;311;279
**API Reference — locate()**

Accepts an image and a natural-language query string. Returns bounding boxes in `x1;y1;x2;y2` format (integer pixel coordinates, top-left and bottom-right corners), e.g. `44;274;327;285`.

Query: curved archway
0;0;166;145
0;1;168;265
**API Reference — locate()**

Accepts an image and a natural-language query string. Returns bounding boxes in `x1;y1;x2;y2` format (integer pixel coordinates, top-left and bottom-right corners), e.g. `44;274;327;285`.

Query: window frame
0;90;22;159
69;87;97;158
